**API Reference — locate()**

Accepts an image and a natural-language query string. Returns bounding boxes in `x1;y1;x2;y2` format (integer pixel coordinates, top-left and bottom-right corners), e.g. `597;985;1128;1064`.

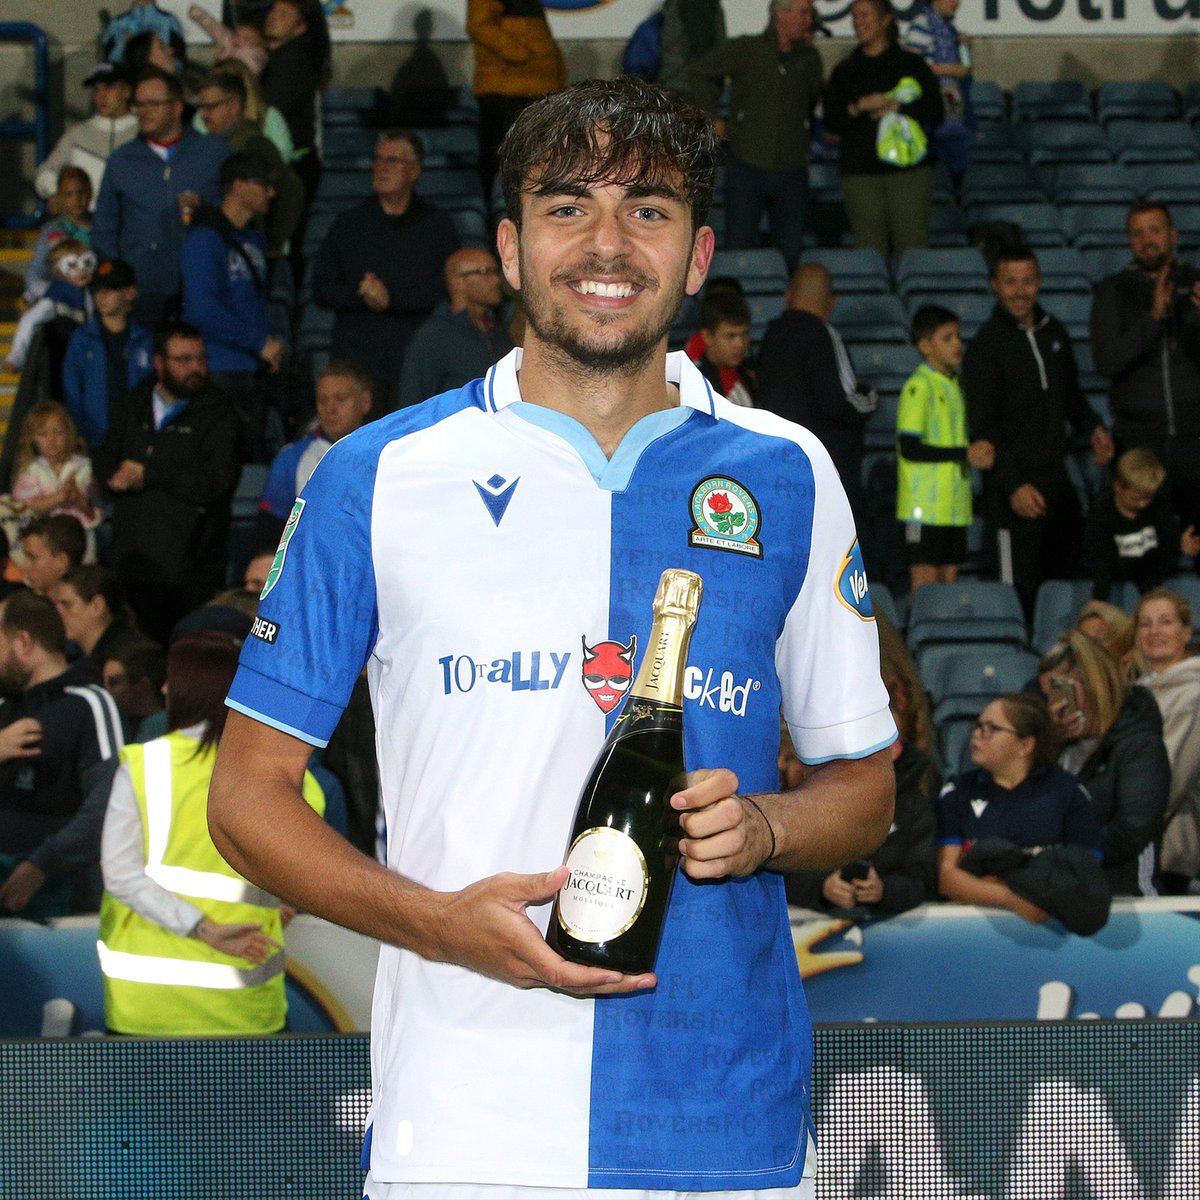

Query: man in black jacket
0;591;124;918
963;247;1114;612
1089;202;1200;535
95;322;242;643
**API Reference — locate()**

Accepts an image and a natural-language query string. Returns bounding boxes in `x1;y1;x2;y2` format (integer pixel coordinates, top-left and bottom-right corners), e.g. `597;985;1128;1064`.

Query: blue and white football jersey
228;349;895;1191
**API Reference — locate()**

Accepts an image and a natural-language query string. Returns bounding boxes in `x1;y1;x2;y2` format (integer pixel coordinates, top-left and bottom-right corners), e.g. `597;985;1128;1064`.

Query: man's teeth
577;280;634;298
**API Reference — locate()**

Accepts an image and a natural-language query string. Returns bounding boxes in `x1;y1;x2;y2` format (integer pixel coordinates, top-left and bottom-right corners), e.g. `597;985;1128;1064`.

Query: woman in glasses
937;693;1099;923
1039;630;1170;897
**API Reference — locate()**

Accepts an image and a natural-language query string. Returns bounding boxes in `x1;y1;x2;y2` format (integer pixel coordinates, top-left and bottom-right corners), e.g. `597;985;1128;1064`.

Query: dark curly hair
498;77;721;232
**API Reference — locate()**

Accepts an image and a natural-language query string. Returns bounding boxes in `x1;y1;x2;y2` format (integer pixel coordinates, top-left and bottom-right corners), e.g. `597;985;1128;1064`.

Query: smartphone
840;859;871;882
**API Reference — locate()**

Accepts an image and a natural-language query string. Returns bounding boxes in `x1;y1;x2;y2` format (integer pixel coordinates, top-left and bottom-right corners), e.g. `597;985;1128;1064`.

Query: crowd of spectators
2;0;1199;1044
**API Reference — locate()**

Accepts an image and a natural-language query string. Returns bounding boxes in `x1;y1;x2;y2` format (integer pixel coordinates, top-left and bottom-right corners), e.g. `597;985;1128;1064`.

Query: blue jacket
181;207;270;374
92;130;229;304
62;317;155;449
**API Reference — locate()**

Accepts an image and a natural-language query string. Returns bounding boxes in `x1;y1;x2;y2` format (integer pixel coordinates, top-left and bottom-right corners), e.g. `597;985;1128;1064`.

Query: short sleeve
896;373;931;439
936;779;965;846
776;433;896;763
227;433;381;746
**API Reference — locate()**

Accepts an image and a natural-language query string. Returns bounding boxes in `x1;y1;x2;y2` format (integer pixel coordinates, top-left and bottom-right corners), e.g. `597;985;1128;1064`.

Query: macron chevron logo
474;473;520;527
970;799;988;819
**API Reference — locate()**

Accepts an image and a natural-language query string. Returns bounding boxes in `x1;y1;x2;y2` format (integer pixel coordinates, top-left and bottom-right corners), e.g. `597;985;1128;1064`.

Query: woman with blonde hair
1133;588;1200;892
193;57;294;164
1039;630;1169;895
1076;599;1135;675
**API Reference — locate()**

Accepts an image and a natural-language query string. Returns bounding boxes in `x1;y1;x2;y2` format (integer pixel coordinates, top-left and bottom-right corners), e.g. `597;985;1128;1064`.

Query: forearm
940;862;1025;911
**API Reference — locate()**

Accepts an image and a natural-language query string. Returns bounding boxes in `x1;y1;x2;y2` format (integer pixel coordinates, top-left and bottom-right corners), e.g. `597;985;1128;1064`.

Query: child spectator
11;403;102;557
896;304;990;592
17;514;88;596
684;276;744;365
24;167;94;304
902;0;973;183
694;290;755;406
6;241;95;375
1087;447;1200;602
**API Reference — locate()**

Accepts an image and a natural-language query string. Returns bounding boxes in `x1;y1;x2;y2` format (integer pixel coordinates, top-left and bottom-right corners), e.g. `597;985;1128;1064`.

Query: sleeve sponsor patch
835;539;875;621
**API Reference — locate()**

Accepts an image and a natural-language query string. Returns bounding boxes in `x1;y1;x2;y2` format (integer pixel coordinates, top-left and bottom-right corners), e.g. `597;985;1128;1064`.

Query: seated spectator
51;566;138;676
938;693;1099;924
312;129;460;407
95;323;242;643
62;258;155;452
1087;447;1200;602
6;241;95;377
397;249;515;411
192;69;303;257
91;67;230;330
101;638;167;743
242;551;276;597
1076;599;1135;674
34;62;137;206
18;515;87;597
0;591;124;919
1133;588;1200;894
694;289;754;406
25;168;94;304
182;152;286;460
257;360;372;546
756;264;876;514
1040;630;1170;896
11;402;102;537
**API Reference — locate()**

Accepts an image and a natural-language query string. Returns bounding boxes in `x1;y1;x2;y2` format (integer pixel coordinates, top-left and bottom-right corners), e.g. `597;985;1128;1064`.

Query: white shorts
361;1180;817;1200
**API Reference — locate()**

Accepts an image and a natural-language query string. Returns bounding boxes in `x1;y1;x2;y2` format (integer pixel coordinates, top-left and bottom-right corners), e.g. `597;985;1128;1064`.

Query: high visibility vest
98;731;325;1036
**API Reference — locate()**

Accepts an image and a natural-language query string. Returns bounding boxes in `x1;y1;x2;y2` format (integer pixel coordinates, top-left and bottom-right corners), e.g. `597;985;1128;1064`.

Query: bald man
755;263;876;513
396;247;516;410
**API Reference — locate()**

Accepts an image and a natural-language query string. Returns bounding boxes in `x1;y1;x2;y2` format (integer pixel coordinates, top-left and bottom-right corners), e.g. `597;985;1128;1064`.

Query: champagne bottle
547;568;702;975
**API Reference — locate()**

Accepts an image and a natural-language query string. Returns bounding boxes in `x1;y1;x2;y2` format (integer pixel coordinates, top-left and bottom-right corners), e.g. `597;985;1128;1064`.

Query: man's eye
549;204;583;217
633;207;665;221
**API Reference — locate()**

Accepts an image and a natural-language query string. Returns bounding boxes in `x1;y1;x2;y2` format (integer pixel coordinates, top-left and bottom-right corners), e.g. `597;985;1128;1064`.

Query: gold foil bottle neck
652;568;702;627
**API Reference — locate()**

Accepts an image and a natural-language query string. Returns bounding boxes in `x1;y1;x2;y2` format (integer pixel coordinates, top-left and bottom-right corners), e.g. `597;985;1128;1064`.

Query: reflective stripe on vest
97;940;284;989
141;738;278;910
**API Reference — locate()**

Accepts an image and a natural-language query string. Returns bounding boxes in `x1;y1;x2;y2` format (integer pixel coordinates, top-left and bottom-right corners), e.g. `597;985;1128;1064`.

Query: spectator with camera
1090;203;1200;541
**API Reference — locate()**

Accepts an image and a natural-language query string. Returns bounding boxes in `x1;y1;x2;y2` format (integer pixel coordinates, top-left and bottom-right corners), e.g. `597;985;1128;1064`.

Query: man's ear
496;219;522;293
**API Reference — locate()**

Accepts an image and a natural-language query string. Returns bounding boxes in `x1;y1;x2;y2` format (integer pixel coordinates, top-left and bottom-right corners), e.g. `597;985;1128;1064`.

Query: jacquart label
558;827;649;943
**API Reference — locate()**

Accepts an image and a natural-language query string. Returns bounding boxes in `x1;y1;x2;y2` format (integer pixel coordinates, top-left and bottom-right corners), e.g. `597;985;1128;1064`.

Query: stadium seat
446;203;490;246
970;81;1006;123
1035;246;1093;294
418;126;481;169
310;170;372;213
1083;246;1130;283
799;247;890;293
939;717;974;775
414;169;488;203
1107;121;1200;166
926;204;970;247
808;160;842;203
959;163;1046;207
864;391;899;450
931;646;1042;723
894;247;988;299
1019;123;1112;166
870;579;901;630
849;342;923;391
1031;579;1092;652
321;86;384;126
968;122;1024;164
1012;80;1092;123
1041;163;1138;205
829;293;910;343
904;291;993;340
917;639;1021;702
1163;577;1200;630
709;247;789;293
1039;292;1091;340
906;581;1027;652
1138;162;1200;204
441;85;482;126
966;203;1066;247
322;127;381;167
231;464;268;523
1096;81;1180;126
1169;204;1200;247
1060;204;1131;249
1184;82;1200;126
746;293;787;340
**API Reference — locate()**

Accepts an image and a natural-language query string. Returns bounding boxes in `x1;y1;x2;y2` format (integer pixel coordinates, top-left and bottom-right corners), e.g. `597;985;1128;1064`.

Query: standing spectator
823;0;943;257
693;289;754;405
25;168;93;304
257;361;373;546
0;591;124;919
756;263;876;511
311;131;460;407
1040;631;1169;897
95;324;241;643
1086;447;1200;602
658;0;726;99
397;249;515;412
181;152;286;459
688;0;823;271
101;1;186;67
1133;588;1200;894
896;305;987;591
963;247;1114;613
902;0;973;184
51;566;137;677
1090;202;1200;535
62;258;154;451
18;516;87;598
34;63;137;205
187;4;270;77
192;71;304;258
467;0;567;194
92;68;230;330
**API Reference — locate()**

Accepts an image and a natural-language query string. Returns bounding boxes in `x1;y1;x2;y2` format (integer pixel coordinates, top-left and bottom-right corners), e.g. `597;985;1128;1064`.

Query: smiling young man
210;77;895;1200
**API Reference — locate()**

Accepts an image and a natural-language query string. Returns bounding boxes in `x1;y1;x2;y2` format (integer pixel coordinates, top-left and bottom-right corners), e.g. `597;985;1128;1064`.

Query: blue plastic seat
1097;81;1180;126
415;169;488;203
970;81;1007;123
907;581;1027;652
1042;163;1138;205
905;291;993;340
931;646;1042;722
864;391;899;450
1012;81;1092;123
1039;293;1091;341
1137;162;1200;204
966;203;1066;247
746;293;787;340
968;123;1024;164
321;86;384;125
709;248;789;294
895;247;988;299
927;204;970;247
1035;247;1093;294
799;247;891;294
1083;246;1130;283
323;127;381;166
959;163;1046;207
1031;579;1092;652
1060;204;1131;250
1164;577;1200;631
829;293;910;343
808;160;843;203
1019;123;1112;166
1108;121;1200;166
848;342;923;391
939;717;975;775
418;126;481;170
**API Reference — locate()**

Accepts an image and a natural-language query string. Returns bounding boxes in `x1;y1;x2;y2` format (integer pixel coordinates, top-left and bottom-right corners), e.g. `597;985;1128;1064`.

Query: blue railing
0;23;49;228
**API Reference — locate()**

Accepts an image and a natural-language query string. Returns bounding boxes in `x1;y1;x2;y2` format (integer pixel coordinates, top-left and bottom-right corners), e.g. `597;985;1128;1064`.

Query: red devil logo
580;635;637;713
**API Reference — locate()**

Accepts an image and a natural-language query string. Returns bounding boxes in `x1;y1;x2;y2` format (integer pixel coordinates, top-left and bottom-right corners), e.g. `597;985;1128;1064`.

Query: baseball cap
219;151;278;191
90;258;137;292
84;62;133;88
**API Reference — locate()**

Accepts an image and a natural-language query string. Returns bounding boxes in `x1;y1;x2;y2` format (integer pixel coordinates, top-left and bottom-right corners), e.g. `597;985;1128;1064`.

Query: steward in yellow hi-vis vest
98;730;325;1035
